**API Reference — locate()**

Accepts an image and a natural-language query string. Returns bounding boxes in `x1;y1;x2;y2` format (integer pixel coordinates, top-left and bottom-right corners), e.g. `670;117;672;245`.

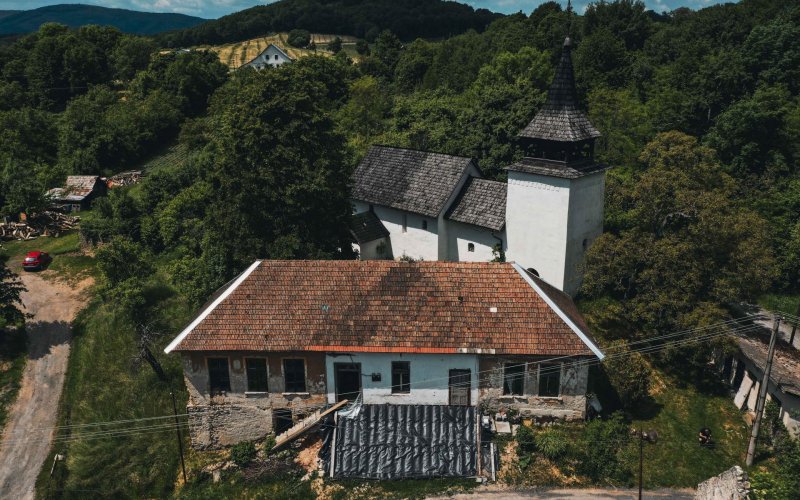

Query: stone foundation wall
182;351;328;449
478;356;589;420
695;466;749;500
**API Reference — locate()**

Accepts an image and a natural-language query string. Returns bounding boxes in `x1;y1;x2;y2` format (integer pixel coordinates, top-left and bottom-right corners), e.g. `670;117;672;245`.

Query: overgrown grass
175;471;314;499
35;289;194;499
0;230;96;283
0;327;26;438
329;478;478;499
757;293;800;316
626;370;749;488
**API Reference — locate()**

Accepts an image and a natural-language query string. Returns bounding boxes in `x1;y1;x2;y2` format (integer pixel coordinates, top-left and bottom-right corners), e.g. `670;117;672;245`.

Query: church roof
446;177;507;231
507;157;610;179
349;210;389;244
352;145;476;218
518;37;600;143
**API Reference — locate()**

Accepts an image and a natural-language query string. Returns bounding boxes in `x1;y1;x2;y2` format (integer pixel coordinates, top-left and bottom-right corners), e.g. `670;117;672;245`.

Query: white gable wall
564;172;605;294
446;220;502;262
353;201;439;261
245;45;292;70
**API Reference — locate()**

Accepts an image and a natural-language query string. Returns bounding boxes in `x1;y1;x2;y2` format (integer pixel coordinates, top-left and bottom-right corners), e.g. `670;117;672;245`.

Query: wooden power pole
745;316;780;466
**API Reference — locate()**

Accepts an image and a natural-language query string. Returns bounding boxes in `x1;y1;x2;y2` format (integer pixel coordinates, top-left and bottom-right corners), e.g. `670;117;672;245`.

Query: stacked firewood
0;212;80;241
107;170;143;188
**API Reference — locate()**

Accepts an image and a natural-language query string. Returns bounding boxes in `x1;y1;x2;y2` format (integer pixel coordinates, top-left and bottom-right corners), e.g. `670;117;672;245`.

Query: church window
422;220;428;230
402;213;407;233
467;243;475;252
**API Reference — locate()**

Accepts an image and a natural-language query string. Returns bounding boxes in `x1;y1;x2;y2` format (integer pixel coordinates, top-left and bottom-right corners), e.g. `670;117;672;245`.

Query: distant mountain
0;4;206;36
158;0;501;47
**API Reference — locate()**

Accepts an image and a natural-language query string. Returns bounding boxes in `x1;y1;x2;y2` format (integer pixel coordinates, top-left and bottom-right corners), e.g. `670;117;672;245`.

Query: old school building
164;260;604;448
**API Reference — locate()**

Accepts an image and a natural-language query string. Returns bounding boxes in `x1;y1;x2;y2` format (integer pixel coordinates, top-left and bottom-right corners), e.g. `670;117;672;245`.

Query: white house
242;43;293;69
164;260;604;449
350;36;609;296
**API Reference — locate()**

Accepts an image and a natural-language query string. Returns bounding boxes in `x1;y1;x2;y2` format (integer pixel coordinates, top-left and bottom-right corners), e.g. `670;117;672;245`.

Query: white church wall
446;221;501;262
353;203;439;261
564;172;605;295
437;164;482;260
504;171;570;290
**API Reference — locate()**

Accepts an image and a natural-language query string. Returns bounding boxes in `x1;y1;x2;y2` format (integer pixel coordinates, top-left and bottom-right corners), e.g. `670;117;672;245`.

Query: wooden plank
271;399;349;451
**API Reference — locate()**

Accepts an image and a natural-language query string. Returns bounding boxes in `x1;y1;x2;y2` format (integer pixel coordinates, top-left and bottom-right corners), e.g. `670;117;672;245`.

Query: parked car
22;251;52;271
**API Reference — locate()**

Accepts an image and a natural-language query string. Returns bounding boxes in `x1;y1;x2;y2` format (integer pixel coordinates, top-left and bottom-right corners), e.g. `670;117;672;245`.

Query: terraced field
203;33;361;69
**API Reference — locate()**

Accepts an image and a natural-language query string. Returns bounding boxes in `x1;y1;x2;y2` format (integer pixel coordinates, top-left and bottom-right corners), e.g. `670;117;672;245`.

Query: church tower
504;35;610;295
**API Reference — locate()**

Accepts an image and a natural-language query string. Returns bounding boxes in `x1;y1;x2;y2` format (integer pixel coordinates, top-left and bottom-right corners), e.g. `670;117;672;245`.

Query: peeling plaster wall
478;356;589;420
182;351;327;449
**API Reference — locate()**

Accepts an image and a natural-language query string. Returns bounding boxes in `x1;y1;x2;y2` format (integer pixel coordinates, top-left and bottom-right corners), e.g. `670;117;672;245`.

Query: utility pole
170;390;188;483
789;301;799;348
638;431;644;500
746;316;780;466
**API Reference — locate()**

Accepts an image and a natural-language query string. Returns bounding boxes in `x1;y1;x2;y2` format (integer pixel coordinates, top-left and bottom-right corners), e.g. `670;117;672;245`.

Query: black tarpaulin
331;404;477;479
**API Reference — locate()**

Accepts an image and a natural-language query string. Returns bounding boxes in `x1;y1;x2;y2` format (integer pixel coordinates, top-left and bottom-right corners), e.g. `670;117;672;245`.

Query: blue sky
0;0;730;19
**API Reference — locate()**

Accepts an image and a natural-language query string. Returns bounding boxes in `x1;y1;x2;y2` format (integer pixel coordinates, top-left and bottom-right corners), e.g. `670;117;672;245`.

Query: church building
350;36;609;295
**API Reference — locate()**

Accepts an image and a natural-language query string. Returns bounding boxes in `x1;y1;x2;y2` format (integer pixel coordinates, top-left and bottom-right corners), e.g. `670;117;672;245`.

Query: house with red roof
165;260;604;449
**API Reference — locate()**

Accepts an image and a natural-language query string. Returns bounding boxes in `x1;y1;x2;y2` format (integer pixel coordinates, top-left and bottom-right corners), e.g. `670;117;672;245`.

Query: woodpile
107;170;143;188
0;212;80;241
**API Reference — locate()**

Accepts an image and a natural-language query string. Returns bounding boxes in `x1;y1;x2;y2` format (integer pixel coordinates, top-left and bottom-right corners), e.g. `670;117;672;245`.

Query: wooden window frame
207;357;231;395
245;357;269;393
503;362;525;396
282;358;307;393
391;361;411;394
538;363;562;398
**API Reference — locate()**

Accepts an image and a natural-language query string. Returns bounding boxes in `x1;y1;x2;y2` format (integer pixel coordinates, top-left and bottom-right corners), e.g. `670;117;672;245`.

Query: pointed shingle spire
518;30;600;143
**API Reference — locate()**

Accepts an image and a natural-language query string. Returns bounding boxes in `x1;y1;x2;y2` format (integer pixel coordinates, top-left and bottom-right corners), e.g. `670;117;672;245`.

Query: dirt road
0;271;91;499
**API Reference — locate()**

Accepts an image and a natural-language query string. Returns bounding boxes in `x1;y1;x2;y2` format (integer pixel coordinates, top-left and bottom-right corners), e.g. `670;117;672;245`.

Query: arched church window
527;268;540;277
467;243;475;252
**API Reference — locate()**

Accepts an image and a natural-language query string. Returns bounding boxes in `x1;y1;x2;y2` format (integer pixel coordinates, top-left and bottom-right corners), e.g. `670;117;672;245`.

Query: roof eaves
511;262;605;360
164;260;263;353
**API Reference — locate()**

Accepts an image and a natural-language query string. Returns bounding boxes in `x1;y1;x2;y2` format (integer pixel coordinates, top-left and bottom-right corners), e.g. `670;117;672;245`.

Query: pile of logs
0;212;80;241
107;170;143;188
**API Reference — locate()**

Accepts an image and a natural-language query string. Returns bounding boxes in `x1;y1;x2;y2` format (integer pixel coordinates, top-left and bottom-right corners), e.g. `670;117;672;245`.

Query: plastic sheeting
331;405;477;479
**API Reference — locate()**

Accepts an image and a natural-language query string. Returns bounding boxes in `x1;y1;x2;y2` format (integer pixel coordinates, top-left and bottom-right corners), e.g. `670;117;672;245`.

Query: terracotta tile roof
349;211;389;244
445;177;507;231
166;260;602;358
352;146;476;217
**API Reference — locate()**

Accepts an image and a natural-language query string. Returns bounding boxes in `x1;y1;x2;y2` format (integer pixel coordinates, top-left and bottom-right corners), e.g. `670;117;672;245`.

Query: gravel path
0;272;91;499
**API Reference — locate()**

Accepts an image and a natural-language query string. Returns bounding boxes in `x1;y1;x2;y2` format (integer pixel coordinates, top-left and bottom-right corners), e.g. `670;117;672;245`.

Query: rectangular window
503;363;525;396
538;364;561;397
392;361;410;393
246;358;268;392
283;359;306;393
208;358;231;394
402;213;408;233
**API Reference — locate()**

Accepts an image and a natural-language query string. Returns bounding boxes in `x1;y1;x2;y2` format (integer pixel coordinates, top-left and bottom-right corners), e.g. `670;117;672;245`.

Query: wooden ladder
271;399;349;451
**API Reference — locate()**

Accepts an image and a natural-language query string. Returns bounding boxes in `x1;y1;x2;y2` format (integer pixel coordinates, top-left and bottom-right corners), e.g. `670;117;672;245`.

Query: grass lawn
0;230;96;283
0;327;26;440
626;371;749;488
757;293;800;316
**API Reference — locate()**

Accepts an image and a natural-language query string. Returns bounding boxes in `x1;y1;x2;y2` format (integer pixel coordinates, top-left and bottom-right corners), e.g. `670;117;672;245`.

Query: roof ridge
369;144;475;161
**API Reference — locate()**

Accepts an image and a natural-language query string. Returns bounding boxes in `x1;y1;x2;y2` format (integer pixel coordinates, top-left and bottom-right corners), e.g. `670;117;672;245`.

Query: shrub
515;424;536;453
579;412;631;483
288;29;311;48
536;428;569;460
230;441;257;468
603;340;651;411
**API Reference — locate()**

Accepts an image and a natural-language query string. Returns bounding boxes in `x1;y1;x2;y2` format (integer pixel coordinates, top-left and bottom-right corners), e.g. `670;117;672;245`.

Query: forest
0;0;799;497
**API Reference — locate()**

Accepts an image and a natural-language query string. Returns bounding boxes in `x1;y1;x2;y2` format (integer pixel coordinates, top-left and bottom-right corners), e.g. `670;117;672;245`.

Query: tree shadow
25;320;71;361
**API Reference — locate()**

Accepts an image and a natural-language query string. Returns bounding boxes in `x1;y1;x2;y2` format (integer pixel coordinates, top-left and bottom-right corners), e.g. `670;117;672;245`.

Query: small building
724;333;800;436
164;260;604;449
350;36;609;296
242;44;293;70
46;175;107;212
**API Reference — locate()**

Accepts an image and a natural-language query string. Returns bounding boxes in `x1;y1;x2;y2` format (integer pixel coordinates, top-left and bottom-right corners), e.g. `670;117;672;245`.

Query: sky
0;0;730;20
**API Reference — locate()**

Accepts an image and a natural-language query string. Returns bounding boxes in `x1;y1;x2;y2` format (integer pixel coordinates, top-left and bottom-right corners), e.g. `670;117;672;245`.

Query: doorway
449;369;471;406
334;363;362;402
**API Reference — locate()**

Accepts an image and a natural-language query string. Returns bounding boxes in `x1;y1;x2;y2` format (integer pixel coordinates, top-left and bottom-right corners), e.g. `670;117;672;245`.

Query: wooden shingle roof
352;146;476;218
518;37;600;143
507;157;610;179
349;211;389;244
165;260;603;358
445;177;507;231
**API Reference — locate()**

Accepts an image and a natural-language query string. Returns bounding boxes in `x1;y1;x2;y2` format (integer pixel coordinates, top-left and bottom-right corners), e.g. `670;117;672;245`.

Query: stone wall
182;351;328;449
478;356;589;420
695;466;750;500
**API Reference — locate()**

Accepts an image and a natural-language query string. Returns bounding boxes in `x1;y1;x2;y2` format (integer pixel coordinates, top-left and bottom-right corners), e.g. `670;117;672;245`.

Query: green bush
579;412;631;483
515;424;536;453
536;428;569;460
230;441;257;468
288;29;311;48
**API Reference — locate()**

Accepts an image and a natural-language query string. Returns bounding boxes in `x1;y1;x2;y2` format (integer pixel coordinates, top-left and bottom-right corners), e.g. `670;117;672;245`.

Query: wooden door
334;363;362;402
449;369;471;406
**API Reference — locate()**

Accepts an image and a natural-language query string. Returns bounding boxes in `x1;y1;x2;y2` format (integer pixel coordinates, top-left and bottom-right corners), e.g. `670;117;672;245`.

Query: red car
22;251;52;271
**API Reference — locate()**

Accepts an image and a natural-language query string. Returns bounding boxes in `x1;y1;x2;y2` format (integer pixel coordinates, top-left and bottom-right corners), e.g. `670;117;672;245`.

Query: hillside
157;0;501;47
0;4;205;35
202;33;361;69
